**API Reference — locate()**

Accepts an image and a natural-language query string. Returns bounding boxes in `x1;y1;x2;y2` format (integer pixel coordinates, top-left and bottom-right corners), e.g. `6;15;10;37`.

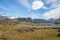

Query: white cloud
0;4;10;12
29;12;41;19
17;0;44;10
17;0;31;9
9;16;18;19
32;1;44;10
43;5;60;20
44;0;60;9
42;0;60;20
45;0;58;4
42;6;48;9
14;0;60;19
40;0;60;10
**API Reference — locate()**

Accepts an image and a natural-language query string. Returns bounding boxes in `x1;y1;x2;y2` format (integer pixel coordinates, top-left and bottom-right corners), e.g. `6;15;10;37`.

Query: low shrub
57;33;60;37
15;27;34;32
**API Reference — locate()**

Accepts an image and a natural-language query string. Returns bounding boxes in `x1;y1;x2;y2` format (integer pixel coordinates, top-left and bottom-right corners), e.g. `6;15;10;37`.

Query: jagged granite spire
0;12;11;19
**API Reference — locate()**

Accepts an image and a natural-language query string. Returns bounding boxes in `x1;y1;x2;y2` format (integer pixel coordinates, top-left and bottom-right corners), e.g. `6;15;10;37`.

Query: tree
17;17;26;21
55;18;60;24
26;17;32;22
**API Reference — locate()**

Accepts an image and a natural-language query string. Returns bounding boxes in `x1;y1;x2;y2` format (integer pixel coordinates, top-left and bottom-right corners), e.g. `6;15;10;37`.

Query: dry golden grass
0;22;60;40
0;28;60;40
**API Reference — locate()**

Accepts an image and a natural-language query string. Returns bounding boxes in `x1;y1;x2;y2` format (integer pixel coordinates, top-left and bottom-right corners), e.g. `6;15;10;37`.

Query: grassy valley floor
0;28;60;40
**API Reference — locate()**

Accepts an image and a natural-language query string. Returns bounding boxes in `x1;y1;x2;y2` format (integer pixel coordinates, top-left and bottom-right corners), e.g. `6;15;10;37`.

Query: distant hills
32;19;50;23
48;18;56;23
0;13;59;24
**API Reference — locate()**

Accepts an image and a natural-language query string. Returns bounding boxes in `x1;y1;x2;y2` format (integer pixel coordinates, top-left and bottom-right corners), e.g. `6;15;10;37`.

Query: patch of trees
32;19;49;23
16;17;32;22
55;18;60;24
16;17;50;24
57;28;60;37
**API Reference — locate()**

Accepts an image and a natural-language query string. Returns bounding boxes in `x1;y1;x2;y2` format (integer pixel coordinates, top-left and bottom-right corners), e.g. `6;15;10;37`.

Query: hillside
0;20;60;40
0;13;60;40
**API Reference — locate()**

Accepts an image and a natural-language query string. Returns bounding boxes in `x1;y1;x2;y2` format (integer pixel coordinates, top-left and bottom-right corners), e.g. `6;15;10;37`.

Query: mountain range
0;13;56;23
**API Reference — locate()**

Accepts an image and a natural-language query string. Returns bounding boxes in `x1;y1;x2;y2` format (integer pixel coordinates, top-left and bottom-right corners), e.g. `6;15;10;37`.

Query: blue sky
0;0;60;19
